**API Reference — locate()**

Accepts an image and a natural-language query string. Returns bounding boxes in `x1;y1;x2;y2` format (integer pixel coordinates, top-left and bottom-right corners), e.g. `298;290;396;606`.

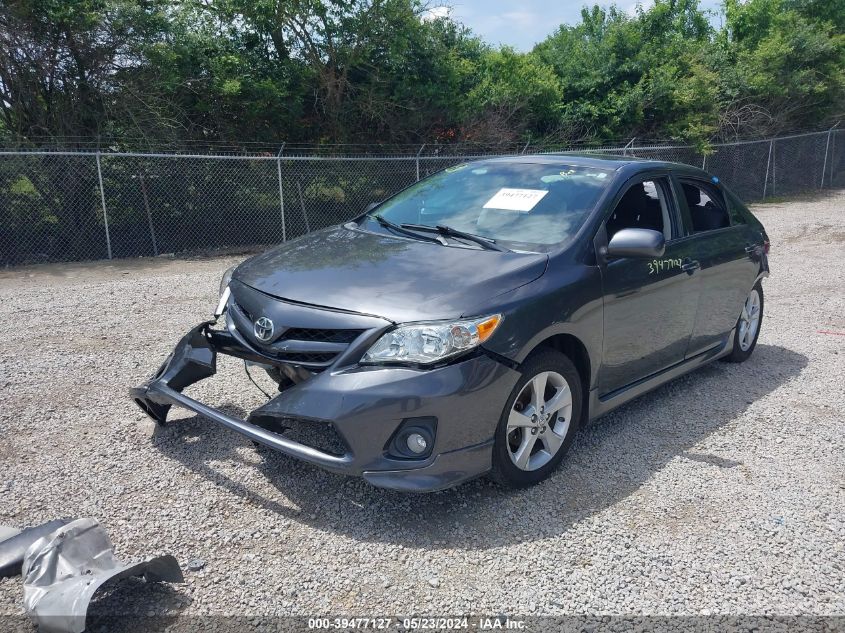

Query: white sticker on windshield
483;188;548;212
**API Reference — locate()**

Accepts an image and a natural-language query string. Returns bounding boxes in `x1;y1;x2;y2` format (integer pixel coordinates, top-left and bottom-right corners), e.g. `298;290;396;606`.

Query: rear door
674;176;761;357
598;174;702;396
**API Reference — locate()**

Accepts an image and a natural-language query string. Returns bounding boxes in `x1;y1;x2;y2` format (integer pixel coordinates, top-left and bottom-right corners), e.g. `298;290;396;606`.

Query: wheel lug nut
531;428;538;435
531;414;537;422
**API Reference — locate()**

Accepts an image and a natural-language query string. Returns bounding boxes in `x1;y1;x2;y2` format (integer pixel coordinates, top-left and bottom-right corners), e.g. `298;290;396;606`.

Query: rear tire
489;349;582;488
722;281;764;363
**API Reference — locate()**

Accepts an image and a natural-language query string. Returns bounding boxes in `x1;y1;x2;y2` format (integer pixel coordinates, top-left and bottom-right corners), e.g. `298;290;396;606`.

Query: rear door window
679;180;730;233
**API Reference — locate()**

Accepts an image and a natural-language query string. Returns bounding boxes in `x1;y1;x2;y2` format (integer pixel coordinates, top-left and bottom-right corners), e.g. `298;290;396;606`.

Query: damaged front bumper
131;319;520;492
131;322;356;472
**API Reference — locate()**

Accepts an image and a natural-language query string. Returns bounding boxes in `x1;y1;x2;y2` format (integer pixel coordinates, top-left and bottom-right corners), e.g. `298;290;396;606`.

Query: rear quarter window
725;190;748;225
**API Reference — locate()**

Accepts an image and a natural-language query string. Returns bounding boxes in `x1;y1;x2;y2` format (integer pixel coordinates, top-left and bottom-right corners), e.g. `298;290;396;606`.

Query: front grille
273;351;336;364
282;328;363;344
250;415;349;457
230;301;364;369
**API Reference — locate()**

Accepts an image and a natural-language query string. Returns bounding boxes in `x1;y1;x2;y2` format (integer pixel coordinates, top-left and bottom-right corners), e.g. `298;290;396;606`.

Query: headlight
219;265;236;297
216;265;236;316
362;314;502;366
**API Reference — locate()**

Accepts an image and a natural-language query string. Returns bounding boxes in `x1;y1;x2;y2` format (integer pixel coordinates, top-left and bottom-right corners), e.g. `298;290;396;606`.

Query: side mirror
606;228;665;259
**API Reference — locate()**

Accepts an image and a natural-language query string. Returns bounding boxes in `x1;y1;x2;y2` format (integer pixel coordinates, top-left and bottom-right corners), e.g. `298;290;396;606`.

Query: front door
599;176;702;396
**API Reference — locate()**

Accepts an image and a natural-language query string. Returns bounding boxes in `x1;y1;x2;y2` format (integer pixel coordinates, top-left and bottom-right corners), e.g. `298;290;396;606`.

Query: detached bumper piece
22;518;183;633
130;321;355;472
0;519;72;578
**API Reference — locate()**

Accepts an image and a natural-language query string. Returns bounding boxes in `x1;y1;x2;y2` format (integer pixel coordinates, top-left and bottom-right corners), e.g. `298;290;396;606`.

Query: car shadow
151;343;806;550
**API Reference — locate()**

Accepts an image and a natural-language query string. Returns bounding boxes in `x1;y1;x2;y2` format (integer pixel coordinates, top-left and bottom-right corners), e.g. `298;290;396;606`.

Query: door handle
681;260;700;274
745;244;760;256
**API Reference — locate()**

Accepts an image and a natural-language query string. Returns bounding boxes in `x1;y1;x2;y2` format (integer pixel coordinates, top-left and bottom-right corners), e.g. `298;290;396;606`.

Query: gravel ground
0;192;843;629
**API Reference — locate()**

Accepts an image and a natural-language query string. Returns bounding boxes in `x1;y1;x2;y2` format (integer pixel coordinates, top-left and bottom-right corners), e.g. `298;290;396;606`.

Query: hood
233;225;548;322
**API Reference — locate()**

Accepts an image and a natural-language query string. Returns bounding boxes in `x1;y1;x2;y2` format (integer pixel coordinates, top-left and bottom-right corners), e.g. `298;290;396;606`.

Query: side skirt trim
589;332;733;421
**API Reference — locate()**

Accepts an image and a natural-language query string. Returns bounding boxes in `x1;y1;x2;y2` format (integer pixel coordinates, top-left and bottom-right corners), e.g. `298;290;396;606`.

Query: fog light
406;433;428;454
387;418;436;459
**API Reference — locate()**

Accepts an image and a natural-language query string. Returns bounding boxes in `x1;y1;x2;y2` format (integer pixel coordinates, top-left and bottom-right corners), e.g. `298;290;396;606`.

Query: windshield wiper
367;214;444;245
401;223;509;252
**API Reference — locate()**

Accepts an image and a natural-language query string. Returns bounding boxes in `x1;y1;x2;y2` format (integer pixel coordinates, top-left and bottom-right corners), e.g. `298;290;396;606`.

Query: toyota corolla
132;154;769;491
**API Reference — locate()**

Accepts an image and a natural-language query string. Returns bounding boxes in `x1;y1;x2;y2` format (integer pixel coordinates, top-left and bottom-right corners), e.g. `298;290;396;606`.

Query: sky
424;0;725;51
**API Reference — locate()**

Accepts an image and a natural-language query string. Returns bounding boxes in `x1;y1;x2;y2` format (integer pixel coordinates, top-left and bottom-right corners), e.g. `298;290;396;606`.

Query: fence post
772;138;777;197
95;152;113;260
701;154;707;170
623;137;636;156
138;172;159;256
820;122;840;189
296;180;310;233
762;140;773;199
521;136;531;155
415;144;426;182
277;143;287;242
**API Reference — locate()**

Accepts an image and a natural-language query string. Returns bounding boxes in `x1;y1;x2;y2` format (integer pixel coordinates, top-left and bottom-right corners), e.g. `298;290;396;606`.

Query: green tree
127;3;308;145
534;0;718;144
0;0;169;143
462;48;563;143
716;0;845;137
0;0;843;148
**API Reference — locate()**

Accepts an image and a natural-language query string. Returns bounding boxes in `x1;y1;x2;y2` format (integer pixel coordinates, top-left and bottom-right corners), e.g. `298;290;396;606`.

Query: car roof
474;152;712;179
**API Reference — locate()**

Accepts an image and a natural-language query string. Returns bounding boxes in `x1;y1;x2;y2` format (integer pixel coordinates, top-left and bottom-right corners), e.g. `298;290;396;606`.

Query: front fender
472;262;604;390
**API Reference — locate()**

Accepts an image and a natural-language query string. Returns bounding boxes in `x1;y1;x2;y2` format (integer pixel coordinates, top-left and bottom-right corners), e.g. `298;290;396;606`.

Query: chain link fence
1;128;842;266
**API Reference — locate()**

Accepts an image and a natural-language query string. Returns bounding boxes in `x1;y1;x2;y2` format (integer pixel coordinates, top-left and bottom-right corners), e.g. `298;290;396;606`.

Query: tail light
763;239;770;255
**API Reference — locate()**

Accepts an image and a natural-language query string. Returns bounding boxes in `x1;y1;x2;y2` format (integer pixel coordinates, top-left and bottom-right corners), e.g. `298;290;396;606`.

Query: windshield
369;161;614;251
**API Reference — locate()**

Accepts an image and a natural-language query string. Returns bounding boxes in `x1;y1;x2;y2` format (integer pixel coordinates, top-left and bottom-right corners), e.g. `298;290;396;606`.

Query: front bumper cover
131;321;519;492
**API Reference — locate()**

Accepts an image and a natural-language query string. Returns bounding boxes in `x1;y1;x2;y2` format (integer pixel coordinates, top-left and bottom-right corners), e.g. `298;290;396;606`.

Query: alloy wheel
506;371;573;471
738;288;761;351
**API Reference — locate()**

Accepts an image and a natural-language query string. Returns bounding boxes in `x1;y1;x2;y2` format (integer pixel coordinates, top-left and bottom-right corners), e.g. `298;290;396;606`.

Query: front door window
606;180;672;241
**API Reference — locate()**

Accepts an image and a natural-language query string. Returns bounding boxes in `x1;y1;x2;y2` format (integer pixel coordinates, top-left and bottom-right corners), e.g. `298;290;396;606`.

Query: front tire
723;281;764;363
489;349;582;488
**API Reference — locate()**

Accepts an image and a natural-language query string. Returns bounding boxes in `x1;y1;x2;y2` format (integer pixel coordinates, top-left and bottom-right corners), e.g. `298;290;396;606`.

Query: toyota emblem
253;316;274;342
